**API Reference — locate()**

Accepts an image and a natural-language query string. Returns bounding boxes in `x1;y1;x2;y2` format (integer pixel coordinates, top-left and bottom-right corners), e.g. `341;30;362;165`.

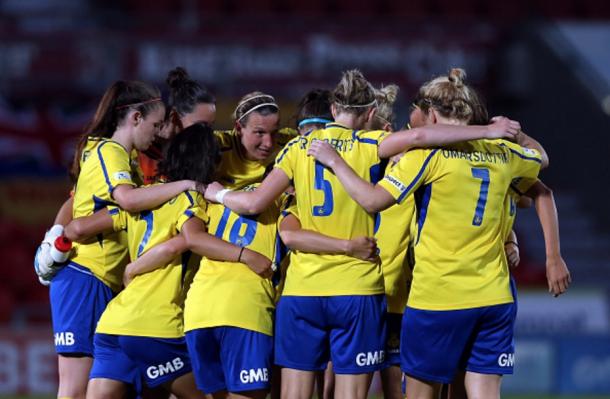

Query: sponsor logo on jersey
146;357;185;379
522;148;538;157
239;368;269;384
356;350;385;367
113;171;131;181
498;353;514;367
54;332;75;346
384;175;407;192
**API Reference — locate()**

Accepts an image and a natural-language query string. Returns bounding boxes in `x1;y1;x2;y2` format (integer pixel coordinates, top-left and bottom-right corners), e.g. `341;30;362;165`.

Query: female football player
307;68;544;399
50;81;200;399
203;70;521;399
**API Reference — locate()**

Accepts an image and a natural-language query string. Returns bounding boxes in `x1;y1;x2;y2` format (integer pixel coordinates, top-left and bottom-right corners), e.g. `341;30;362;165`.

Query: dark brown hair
69;81;162;182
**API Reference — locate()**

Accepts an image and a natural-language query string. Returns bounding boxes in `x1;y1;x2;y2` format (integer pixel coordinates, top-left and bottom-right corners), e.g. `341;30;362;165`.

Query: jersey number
215;207;258;247
313;162;334;216
137;210;154;256
471;168;490;226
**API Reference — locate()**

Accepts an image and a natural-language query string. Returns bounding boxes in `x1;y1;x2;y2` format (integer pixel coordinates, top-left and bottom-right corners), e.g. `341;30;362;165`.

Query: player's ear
330;103;338;119
366;107;377;123
234;120;243;134
131;110;143;126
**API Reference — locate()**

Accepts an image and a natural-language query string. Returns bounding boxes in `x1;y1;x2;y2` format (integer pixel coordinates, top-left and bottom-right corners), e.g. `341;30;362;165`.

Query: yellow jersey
71;138;138;292
184;187;286;336
378;139;542;311
215;128;296;189
96;190;206;338
274;122;388;296
376;161;415;314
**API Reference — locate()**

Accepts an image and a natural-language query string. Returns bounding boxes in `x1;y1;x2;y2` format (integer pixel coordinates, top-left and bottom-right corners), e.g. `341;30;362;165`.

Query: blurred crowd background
0;0;609;397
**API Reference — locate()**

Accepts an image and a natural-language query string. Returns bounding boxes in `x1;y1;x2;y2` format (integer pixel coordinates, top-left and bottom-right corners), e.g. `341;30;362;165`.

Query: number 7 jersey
378;139;541;311
274;122;388;296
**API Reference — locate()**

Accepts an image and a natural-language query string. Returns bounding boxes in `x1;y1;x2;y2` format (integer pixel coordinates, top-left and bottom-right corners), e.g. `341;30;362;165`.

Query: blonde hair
332;69;377;116
232;91;279;124
374;84;399;126
415;68;481;123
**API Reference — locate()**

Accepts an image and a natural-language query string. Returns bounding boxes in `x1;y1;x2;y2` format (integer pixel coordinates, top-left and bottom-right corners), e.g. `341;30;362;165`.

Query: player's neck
333;113;364;130
112;127;133;152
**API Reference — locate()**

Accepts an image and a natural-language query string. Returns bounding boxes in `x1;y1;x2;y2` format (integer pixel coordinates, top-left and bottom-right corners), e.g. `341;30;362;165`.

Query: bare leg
404;375;442;399
281;368;316;399
57;355;93;399
464;371;501;399
86;378;128;399
333;373;373;399
163;373;206;399
380;366;402;399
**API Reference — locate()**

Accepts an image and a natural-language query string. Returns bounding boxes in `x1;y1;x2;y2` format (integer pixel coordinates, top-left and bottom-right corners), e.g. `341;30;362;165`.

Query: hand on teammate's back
203;182;224;203
346;236;379;263
546;255;571;297
307;140;341;168
505;242;520;269
488;116;521;140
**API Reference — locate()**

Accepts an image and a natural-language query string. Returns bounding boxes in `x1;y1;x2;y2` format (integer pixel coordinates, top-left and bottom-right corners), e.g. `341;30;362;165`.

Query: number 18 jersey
274;123;388;296
378;139;541;311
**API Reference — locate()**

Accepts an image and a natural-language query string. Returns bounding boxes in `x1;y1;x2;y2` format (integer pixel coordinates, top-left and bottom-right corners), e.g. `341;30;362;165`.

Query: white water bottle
50;236;72;263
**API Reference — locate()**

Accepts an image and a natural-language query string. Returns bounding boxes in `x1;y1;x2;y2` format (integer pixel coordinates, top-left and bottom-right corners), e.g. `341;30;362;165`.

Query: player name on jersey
440;149;509;164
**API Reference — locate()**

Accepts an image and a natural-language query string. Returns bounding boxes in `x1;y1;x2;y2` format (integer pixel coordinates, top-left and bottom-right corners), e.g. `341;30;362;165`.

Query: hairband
297;118;332;128
337;99;377;108
235;94;276;111
237;102;279;122
116;97;162;110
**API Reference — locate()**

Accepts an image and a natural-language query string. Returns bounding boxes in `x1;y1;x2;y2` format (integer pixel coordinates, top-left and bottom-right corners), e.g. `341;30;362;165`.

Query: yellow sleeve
274;136;303;180
378;149;439;203
108;206;128;231
500;140;542;182
509;176;538;196
98;141;136;193
279;194;298;220
177;192;209;231
355;129;389;145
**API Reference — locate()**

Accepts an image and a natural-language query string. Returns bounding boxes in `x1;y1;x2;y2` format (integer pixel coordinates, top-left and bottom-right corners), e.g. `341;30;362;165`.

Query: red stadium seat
233;0;276;15
285;0;328;16
435;0;480;17
333;0;380;16
385;0;429;18
0;286;15;323
535;0;578;18
198;0;225;16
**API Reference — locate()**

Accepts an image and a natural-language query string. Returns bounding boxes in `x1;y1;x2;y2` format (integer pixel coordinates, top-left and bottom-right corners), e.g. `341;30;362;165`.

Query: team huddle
34;67;571;399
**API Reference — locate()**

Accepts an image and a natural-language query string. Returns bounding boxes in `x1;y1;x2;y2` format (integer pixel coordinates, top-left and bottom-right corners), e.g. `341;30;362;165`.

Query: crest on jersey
114;171;131;181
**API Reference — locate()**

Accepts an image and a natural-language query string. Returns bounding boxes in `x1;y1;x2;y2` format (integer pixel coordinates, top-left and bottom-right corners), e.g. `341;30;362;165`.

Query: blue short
185;327;273;394
275;295;387;374
401;302;516;384
90;333;142;392
119;336;192;388
384;312;402;367
49;262;114;355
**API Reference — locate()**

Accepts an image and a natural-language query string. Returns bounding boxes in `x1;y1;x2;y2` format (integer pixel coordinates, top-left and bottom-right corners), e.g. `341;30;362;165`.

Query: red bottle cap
54;236;72;252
